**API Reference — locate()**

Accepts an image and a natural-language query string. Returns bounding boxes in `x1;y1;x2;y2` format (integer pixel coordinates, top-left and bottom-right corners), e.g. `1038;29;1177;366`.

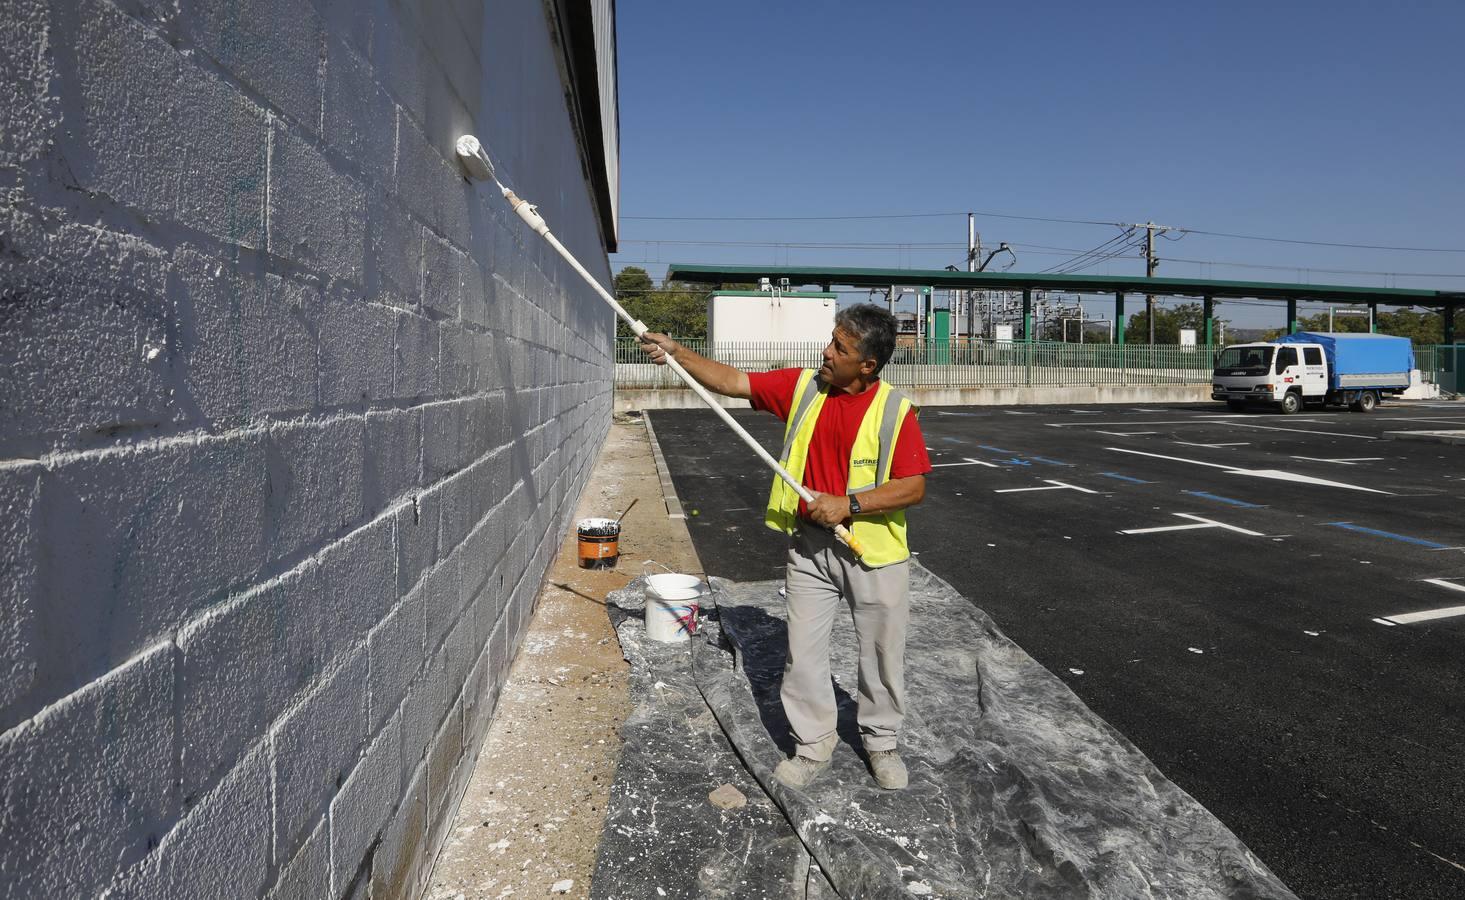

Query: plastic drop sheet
591;582;837;899
593;569;1297;899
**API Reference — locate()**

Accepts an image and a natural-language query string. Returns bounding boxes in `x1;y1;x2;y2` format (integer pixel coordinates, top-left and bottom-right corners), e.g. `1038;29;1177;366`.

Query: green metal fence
1423;344;1462;393
615;339;1218;389
617;340;1460;393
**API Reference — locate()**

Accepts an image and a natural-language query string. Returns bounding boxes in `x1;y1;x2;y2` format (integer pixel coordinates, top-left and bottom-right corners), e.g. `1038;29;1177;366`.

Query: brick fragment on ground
708;783;747;810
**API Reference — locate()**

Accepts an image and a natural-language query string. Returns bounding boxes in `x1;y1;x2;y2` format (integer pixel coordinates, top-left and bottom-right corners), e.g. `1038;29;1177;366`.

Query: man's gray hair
834;304;898;374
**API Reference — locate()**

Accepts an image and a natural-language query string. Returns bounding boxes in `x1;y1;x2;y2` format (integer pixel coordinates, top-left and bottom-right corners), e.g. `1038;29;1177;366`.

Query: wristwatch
848;494;862;515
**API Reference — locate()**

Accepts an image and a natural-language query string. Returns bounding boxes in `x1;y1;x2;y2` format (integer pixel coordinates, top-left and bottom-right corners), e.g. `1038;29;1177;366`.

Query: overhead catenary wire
613;241;1465;280
1041;228;1144;275
621;208;1465;253
624;209;1123;227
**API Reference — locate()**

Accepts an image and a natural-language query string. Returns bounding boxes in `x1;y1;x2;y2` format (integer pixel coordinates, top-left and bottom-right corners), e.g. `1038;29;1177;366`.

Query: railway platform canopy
665;263;1464;345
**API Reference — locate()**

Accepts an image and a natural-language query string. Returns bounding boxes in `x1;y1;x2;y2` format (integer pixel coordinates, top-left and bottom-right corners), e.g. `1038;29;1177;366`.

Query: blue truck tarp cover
1278;331;1414;380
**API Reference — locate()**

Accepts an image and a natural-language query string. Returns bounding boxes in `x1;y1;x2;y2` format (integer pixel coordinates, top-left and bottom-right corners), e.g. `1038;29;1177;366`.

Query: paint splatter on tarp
591;579;836;899
595;572;1297;899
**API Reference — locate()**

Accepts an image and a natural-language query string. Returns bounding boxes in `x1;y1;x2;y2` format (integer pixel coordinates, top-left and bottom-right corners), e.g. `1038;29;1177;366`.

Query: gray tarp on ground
592;587;837;899
594;567;1297;899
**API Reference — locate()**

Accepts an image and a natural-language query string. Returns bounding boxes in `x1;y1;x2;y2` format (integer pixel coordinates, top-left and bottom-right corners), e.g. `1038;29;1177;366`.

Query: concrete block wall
0;1;615;897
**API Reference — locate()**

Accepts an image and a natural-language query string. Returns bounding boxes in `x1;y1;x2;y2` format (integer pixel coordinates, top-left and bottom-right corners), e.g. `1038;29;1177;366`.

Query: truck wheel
1279;391;1302;415
1226;400;1247;412
1350;390;1378;413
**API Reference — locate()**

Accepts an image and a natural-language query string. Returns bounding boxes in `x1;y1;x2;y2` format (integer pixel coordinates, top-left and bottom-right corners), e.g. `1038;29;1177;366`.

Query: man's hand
806;491;851;528
638;332;680;366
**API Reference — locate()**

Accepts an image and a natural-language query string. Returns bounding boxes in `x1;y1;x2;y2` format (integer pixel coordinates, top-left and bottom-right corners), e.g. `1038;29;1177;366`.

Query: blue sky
610;1;1465;327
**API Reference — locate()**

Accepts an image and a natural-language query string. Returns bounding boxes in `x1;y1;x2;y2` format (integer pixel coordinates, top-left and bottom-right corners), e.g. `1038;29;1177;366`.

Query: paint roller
455;135;866;559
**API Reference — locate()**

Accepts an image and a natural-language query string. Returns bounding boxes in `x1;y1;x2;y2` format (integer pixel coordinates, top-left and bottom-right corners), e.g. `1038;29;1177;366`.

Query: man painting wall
639;304;930;790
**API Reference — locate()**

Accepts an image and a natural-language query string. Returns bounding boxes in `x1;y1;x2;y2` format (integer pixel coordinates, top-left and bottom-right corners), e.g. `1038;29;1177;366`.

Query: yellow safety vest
764;369;917;567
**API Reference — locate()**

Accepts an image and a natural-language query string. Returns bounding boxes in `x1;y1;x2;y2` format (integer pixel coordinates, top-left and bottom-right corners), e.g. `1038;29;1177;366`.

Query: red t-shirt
748;368;932;520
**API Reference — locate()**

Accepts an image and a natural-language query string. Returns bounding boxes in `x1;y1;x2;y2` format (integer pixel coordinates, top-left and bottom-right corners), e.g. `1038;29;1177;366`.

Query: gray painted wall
0;0;615;897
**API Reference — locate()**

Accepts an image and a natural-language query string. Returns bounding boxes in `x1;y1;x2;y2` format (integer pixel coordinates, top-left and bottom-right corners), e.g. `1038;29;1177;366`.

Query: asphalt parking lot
646;399;1465;900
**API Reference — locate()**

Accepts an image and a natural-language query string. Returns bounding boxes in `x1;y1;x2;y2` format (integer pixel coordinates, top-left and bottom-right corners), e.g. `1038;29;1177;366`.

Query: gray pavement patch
1383;430;1465;446
596;571;1297;899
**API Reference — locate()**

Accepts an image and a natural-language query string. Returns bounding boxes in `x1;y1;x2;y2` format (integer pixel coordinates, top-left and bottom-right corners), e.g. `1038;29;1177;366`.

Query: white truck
1211;331;1415;414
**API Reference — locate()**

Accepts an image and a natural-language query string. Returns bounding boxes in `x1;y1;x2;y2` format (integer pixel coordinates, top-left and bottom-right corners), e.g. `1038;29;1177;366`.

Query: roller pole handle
502;186;865;559
657;353;864;558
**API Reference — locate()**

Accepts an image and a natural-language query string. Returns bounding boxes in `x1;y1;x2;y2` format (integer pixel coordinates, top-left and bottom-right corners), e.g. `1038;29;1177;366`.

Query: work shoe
773;754;830;789
868;750;908;790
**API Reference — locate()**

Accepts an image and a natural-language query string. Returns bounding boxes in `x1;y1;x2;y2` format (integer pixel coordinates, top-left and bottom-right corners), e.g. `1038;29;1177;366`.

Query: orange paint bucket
577;518;620;569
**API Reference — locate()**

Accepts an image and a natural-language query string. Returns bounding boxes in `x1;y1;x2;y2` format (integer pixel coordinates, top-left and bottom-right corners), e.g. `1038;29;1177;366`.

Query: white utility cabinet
707;290;838;348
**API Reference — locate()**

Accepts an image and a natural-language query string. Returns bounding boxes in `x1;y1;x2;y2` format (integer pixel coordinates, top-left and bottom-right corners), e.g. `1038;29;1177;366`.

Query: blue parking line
1321;522;1449;549
1098;472;1154;484
1029;456;1073;467
978;444;1017;454
1182;490;1265;509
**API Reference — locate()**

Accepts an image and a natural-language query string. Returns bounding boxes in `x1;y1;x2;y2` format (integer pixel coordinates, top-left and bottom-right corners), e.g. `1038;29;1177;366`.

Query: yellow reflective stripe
780;370;824;463
873;389;910;487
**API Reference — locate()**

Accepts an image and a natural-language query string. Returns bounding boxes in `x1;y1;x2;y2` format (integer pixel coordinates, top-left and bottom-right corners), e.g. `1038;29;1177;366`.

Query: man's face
820;325;875;388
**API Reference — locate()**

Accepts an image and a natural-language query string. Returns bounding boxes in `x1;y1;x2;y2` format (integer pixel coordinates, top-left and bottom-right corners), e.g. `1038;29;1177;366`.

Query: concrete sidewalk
424;414;702;899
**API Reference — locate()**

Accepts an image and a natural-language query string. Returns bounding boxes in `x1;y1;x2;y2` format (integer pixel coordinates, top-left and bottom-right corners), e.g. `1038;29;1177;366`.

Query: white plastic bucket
645;574;704;642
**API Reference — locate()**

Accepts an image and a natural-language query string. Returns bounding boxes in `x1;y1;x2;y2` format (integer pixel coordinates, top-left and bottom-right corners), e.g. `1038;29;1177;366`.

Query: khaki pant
781;524;910;761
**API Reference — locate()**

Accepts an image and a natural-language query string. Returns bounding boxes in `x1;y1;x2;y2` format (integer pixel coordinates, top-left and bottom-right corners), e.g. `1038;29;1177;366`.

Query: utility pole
1133;221;1174;344
1144;222;1158;344
967;213;978;339
961;214;984;338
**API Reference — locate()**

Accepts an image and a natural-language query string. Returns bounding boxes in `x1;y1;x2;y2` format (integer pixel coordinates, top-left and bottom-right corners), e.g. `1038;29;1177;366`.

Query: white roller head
454;134;495;182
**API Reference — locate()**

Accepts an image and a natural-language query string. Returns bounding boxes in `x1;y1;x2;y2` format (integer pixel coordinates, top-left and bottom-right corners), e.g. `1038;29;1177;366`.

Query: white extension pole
498;186;865;559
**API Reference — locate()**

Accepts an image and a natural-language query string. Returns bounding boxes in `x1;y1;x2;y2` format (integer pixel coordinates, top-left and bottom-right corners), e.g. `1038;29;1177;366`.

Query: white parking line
1175;441;1250;448
1106;448;1236;470
930;457;1000;468
1047;420;1211;427
1096;431;1159;436
1373;580;1465;625
994;480;1100;495
1173;513;1267;535
1214;421;1376;440
1106;447;1394;494
1371;419;1465;428
1291;456;1386;465
1197;414;1323;420
1122;522;1216;535
1120;513;1266;537
1376;608;1465;624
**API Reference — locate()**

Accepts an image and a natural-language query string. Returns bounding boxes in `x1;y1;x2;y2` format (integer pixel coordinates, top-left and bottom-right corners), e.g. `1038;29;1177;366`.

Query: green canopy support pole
1445;301;1458;345
1116;292;1126;346
1287;298;1298;334
1203;295;1214;346
1368;300;1379;334
1022;288;1033;342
